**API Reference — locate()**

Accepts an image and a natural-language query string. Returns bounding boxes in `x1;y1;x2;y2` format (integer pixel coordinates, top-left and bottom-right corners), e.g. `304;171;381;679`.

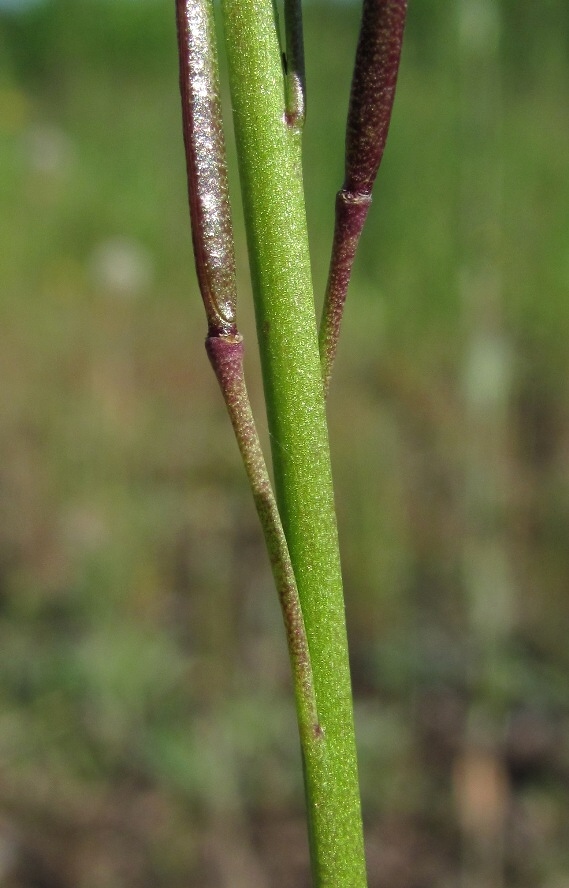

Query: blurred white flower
458;0;501;54
23;122;75;178
0;0;47;9
88;237;154;298
463;333;514;411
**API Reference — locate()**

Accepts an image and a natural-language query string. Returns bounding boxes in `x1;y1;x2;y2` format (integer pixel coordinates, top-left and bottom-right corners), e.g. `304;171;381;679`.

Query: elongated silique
344;0;408;196
176;0;237;336
320;0;408;393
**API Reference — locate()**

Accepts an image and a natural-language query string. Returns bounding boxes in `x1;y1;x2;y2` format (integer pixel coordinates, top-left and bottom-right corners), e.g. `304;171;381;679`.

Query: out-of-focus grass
0;1;569;885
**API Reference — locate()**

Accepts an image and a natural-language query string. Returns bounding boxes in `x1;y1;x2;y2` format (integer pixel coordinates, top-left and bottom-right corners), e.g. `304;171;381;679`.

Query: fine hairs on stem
175;0;408;883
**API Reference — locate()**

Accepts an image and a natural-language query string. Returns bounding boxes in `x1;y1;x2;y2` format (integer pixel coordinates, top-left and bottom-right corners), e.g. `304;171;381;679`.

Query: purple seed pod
344;0;408;196
176;0;237;337
319;0;408;393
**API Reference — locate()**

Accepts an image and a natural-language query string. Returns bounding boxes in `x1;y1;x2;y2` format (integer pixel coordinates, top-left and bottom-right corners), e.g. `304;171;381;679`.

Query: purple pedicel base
176;0;237;336
206;334;319;737
320;192;371;392
320;0;408;393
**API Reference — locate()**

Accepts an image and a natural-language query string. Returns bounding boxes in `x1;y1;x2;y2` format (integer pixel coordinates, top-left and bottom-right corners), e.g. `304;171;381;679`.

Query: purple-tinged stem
176;0;237;337
319;0;408;394
176;0;318;742
206;334;320;743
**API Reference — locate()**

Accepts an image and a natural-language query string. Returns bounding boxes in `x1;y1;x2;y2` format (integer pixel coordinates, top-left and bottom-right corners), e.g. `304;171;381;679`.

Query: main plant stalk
220;0;367;883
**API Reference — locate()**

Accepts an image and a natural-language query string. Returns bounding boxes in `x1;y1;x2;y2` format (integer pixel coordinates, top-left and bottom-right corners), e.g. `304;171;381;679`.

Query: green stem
220;1;366;884
176;1;340;877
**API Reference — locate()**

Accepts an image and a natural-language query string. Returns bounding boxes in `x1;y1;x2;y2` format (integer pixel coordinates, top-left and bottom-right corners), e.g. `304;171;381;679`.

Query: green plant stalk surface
220;0;367;883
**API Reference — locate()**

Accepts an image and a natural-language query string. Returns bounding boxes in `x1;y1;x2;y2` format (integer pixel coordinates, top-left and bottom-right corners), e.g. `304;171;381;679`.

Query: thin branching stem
206;334;320;742
175;0;319;755
177;0;370;881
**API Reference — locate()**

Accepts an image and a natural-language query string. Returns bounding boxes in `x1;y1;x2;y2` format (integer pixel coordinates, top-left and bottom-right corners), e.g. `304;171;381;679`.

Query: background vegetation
0;0;568;885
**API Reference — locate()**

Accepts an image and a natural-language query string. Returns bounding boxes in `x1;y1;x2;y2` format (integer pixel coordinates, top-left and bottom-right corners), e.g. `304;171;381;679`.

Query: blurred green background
1;0;569;885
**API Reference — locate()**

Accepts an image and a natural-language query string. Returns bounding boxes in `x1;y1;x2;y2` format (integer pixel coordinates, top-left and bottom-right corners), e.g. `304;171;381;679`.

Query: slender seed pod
283;0;306;129
319;0;408;393
176;0;237;336
344;0;408;196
